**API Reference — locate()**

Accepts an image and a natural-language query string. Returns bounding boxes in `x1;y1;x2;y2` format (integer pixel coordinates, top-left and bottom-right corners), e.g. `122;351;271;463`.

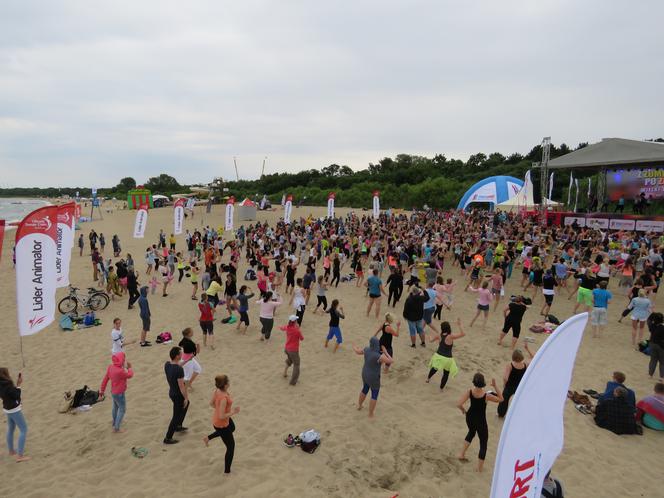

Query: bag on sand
299;429;321;454
71;385;100;408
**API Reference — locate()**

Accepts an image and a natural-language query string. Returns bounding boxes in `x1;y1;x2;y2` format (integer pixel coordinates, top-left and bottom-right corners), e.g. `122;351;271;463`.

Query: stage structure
546;138;664;210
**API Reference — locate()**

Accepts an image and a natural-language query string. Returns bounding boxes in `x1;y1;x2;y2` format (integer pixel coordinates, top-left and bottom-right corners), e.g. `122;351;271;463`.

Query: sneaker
410;344;416;348
420;342;426;347
140;342;152;347
283;434;295;448
175;426;188;432
163;438;179;444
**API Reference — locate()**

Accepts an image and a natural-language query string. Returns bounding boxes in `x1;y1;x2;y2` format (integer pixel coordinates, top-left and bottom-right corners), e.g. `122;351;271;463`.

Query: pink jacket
100;352;134;395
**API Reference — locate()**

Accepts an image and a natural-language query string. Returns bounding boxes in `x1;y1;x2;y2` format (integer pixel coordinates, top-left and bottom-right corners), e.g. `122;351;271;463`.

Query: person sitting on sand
541;469;565;498
353;337;393;418
99;352;133;433
0;368;30;462
636;382;664;431
594;386;639;435
599;371;636;410
426;319;465;391
457;373;503;472
203;375;240;474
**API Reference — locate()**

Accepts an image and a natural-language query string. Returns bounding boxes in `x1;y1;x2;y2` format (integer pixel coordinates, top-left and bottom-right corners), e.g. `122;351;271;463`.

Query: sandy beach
1;203;662;498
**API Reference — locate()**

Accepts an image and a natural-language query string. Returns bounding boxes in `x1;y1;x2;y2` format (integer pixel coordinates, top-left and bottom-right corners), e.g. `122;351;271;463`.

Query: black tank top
506;362;526;388
467;391;487;422
436;336;453;357
379;323;393;349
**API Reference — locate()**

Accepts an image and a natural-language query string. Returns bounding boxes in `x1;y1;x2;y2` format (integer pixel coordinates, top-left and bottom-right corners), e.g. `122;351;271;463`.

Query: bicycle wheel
58;297;78;314
89;293;110;311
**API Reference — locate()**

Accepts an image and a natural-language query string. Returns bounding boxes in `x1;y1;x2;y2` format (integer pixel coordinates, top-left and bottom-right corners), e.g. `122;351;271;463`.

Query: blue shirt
367;276;382;296
423;288;436;309
592;288;612;308
555;263;568;279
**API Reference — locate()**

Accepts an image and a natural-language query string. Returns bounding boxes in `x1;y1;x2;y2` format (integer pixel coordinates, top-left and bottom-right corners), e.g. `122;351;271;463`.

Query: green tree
145;174;181;193
116;177;136;192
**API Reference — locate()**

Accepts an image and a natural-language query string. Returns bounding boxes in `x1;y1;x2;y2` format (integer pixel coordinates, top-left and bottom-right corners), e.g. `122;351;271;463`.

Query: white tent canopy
495;171;560;211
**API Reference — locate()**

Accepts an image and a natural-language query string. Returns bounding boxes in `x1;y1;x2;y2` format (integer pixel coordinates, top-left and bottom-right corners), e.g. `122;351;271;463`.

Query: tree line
4;139;659;209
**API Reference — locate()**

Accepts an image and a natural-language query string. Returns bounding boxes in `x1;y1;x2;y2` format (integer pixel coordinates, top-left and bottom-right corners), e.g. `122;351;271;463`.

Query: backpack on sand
299;429;321;454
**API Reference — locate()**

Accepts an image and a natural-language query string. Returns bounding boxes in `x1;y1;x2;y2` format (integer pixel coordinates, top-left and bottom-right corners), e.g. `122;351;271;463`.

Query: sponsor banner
609;219;635;231
173;198;186;235
564;216;586;227
636;220;664;232
586;217;609;229
327;192;335;219
0;219;4;262
281;194;286;206
186;198;196;211
16;206;58;336
490;313;588;498
225;196;235;232
372;190;380;219
133;203;149;238
284;195;293;224
56;202;76;288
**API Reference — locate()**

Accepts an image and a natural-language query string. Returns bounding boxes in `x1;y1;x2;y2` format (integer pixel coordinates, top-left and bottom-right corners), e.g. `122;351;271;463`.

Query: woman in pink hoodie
99;352;134;433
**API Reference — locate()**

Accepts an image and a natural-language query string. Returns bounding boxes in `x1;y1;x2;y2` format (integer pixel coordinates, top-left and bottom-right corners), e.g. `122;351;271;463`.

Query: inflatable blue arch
457;175;524;211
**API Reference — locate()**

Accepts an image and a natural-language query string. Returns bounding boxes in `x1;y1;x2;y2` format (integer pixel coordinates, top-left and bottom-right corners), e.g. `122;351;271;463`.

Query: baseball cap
288;314;299;322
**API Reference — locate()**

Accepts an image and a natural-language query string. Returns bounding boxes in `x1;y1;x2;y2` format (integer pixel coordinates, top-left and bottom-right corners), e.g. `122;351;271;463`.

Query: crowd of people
4;206;664;493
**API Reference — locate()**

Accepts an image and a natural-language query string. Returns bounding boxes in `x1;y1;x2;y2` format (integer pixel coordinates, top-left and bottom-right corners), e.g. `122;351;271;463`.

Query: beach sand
0;203;662;498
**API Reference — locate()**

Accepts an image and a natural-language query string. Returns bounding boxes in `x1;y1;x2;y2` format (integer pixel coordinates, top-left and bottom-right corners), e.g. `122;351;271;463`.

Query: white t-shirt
111;327;125;354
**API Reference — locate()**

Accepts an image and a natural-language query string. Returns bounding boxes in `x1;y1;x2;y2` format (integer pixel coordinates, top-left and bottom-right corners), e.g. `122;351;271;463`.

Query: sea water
0;198;51;224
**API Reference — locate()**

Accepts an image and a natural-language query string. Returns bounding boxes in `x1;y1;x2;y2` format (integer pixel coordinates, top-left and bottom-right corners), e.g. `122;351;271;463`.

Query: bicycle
58;286;110;314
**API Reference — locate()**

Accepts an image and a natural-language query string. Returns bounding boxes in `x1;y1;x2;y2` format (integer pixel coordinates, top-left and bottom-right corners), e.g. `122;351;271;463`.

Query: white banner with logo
173;198;186;235
327;192;335;219
56;202;76;288
636;220;664;232
490;313;588;498
16;206;58;336
372;190;380;219
225;197;235;231
133;203;149;238
284;195;293;224
186;198;196;211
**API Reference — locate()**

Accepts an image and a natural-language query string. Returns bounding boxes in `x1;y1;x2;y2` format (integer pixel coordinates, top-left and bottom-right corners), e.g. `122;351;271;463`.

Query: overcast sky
1;0;663;187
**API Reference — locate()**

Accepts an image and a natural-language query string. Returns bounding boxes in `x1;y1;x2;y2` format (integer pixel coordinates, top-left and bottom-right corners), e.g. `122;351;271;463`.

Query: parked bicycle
58;286;110;314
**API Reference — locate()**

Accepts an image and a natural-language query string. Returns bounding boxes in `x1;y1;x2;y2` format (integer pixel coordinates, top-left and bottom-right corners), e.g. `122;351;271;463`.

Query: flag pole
19;335;25;367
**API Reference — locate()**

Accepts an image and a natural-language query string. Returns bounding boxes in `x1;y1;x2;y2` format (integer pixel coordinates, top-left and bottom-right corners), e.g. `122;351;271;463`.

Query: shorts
326;326;343;343
119;277;128;286
477;304;490;311
407;320;424;336
361;383;380;400
141;317;151;331
183;358;202;381
502;319;521;338
590;307;608;326
631;315;648;322
544;294;554;306
369;293;381;299
491;288;501;296
423;307;435;324
577;287;593;307
199;320;214;335
239;311;249;325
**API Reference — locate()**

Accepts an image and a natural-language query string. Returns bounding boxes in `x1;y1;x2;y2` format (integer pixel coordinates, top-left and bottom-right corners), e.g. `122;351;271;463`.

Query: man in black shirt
164;347;189;444
498;296;528;349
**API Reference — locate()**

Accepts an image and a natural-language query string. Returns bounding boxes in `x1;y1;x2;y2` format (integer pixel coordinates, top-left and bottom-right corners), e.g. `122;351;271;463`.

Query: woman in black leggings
386;266;403;308
330;254;341;288
457;373;503;472
203;375;239;473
